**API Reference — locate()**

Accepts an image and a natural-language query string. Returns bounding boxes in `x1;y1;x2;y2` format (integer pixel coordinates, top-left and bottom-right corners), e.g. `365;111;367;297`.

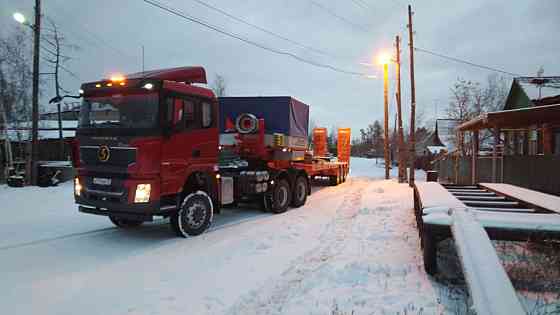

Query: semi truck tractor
71;66;349;237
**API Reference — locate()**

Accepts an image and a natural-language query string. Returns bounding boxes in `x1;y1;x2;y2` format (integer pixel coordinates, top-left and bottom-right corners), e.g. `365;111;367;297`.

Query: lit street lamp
377;52;392;180
13;12;27;25
13;3;42;186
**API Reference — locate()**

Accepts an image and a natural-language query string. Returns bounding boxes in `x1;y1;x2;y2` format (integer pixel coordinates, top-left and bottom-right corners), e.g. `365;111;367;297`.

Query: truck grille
80;146;136;167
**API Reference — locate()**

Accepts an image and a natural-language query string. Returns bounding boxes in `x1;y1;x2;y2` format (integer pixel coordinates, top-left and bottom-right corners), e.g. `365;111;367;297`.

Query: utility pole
395;35;405;183
407;4;417;188
142;45;145;72
30;0;42;186
383;62;390;180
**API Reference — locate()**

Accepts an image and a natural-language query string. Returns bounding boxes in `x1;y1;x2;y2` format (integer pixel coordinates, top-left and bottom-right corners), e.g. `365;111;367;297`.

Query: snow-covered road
1;158;448;315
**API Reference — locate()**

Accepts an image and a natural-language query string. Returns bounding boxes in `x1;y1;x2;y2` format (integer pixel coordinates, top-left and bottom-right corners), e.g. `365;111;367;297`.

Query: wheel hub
185;200;207;228
297;182;306;201
278;186;288;207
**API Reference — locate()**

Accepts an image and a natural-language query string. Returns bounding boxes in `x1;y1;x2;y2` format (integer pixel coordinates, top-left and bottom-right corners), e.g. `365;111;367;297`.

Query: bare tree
211;74;227;97
0;27;33;136
447;78;480;122
446;75;510;152
41;18;79;153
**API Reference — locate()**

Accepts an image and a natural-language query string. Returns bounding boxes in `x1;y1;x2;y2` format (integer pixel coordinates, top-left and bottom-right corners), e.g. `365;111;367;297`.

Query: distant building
417;119;460;157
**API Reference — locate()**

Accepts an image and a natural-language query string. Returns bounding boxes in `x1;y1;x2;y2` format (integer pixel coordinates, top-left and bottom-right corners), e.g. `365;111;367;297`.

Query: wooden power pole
30;0;42;185
407;4;417;188
383;63;390;180
395;35;405;183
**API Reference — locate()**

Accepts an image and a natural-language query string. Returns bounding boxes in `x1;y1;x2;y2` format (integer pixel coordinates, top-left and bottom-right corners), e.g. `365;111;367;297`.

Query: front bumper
76;194;170;221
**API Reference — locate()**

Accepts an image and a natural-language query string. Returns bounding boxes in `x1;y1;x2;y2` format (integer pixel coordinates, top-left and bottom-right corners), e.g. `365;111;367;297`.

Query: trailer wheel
291;176;308;207
271;179;291;213
422;227;438;276
109;216;143;228
329;175;338;186
171;191;213;237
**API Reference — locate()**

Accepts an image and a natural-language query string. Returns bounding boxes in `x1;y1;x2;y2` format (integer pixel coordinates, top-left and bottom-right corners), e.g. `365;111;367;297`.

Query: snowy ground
1;158;556;314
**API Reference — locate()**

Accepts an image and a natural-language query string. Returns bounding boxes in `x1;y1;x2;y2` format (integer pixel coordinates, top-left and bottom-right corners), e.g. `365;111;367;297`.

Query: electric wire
143;0;369;77
308;0;370;33
414;47;520;76
187;0;345;60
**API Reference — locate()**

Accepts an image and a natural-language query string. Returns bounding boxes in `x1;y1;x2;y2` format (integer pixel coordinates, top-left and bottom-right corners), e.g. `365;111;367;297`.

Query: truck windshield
79;93;159;129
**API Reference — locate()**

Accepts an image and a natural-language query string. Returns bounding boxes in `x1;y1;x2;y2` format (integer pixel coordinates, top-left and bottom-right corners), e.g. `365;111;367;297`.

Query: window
184;100;195;128
80;93;159;129
173;99;184;125
202;102;212;128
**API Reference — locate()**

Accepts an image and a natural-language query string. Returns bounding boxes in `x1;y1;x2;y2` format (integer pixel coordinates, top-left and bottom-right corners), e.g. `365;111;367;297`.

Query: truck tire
109;216;143;228
171;191;214;237
291;176;308;208
271;179;291;213
329;175;338;186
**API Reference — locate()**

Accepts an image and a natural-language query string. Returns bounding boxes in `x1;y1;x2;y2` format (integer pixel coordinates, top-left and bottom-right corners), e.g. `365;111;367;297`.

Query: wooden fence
435;155;560;196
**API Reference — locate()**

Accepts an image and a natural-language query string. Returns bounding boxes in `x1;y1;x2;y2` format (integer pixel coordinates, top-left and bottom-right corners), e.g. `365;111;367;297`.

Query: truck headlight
74;178;82;196
134;184;151;203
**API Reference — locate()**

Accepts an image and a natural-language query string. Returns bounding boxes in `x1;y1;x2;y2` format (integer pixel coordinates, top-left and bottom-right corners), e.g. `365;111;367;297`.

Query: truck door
161;96;218;196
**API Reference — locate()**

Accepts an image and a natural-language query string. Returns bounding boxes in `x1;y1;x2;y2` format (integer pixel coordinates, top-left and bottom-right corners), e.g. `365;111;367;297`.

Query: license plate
93;178;111;186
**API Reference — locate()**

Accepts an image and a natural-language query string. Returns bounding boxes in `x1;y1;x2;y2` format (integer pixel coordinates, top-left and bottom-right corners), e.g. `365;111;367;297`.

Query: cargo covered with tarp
218;97;309;138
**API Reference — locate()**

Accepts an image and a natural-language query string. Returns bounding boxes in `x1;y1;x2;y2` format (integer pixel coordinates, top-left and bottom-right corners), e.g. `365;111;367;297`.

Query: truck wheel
271;179;291;213
109;216;143;228
171;191;214;237
291;176;308;207
329;175;338;186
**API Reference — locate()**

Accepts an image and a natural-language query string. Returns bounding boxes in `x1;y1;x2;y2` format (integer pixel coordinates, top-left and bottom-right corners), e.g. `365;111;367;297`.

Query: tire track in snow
0;182;355;252
226;181;365;315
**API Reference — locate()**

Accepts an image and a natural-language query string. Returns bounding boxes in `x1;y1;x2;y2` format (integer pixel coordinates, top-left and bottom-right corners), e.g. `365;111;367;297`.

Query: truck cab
73;67;219;236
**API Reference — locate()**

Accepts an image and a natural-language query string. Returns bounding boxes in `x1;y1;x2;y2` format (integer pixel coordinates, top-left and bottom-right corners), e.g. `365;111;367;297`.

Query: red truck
71;66;349;237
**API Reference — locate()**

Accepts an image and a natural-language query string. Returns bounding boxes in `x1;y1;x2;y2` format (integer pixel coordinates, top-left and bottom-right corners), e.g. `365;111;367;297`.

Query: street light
376;52;392;180
377;52;392;66
13;3;41;186
13;12;27;24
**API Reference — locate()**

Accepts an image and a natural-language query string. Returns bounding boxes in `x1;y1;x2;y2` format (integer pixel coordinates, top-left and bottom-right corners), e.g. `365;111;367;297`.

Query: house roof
504;77;560;110
456;104;560;131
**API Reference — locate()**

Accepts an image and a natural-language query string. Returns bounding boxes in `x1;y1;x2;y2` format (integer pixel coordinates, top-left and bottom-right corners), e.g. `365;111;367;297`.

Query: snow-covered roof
504;77;560;110
435;119;460;151
516;77;560;101
6;120;77;141
426;145;447;154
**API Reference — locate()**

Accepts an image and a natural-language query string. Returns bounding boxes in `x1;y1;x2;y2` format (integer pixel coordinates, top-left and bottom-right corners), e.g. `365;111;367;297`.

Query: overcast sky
1;0;559;135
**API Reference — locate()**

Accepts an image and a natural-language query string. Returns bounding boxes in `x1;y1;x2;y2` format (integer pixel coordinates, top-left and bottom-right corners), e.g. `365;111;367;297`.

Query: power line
143;0;369;77
350;0;369;11
308;0;370;33
414;47;521;76
45;3;136;61
187;0;345;60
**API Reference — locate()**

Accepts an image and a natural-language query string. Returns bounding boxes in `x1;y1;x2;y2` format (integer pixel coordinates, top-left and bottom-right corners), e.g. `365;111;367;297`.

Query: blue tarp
218;96;309;138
